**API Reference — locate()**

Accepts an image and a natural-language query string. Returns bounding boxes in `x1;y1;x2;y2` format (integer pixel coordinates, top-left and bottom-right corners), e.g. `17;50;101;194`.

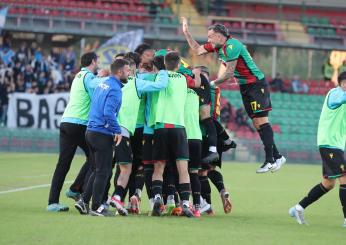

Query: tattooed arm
210;60;237;86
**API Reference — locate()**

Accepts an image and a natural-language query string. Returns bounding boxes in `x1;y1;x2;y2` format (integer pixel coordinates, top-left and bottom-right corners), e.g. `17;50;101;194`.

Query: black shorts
195;74;211;106
142;134;154;164
113;136;133;165
240;80;272;118
188;139;202;171
201;136;223;170
152;128;189;162
320;147;346;179
130;127;143;167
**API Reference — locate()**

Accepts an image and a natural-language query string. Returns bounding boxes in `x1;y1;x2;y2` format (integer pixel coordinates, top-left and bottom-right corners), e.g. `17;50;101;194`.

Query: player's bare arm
212;60;237;86
181;17;208;56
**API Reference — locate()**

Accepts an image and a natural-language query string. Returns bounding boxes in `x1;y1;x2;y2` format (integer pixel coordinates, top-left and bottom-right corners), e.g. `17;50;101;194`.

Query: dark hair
114;53;125;59
164;51;180;71
124;52;140;68
81;52;97;67
110;59;130;74
208;24;229;37
134;43;152;56
338;71;346;85
153;55;165;70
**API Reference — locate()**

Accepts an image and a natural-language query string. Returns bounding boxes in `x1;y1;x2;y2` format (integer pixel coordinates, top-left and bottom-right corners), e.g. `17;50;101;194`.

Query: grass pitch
0;153;344;245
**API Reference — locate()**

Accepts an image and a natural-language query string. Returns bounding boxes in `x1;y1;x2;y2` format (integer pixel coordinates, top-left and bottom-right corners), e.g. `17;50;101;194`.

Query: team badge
257;104;261;108
341;165;345;172
152;139;154;145
228;44;233;50
261;88;264;93
126;141;130;146
142;140;145;145
329;153;334;159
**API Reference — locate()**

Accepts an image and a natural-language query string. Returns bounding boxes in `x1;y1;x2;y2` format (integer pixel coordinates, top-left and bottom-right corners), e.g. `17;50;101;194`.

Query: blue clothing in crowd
87;76;123;136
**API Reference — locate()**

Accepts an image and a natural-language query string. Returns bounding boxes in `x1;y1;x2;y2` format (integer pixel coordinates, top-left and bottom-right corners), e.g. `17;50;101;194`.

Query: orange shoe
171;206;182;216
220;190;232;214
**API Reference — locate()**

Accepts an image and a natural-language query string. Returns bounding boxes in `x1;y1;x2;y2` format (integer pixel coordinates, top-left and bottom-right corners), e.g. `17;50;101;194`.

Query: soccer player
75;59;128;217
181;17;285;173
109;52;169;215
149;51;194;217
196;66;234;214
47;52;107;212
289;72;346;227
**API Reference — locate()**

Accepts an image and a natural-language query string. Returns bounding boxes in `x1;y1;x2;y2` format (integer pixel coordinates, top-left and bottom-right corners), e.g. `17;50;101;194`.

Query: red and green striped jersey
204;38;265;84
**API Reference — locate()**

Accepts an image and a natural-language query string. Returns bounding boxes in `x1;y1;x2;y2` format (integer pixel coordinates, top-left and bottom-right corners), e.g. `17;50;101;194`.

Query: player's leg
188;139;202;217
88;133;114;217
213;119;237;152
110;136;133;216
289;148;341;224
47;123;82;211
200;104;219;163
339;175;346;227
142;133;154;210
172;128;193;217
151;128;168;216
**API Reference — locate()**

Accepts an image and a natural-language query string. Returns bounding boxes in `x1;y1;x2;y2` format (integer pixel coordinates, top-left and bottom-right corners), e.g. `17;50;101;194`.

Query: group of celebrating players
46;17;346;226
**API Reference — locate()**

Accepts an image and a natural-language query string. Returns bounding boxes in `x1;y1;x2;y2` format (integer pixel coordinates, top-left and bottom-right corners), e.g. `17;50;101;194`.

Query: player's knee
322;178;336;190
339;175;346;185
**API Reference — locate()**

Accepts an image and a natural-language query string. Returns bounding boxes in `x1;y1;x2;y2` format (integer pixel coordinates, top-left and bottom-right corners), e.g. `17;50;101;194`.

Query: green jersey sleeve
224;39;241;62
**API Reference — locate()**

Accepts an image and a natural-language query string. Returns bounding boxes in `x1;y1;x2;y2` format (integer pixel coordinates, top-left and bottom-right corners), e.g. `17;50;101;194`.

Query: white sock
295;204;304;211
114;195;121;201
209;146;217;153
135;189;142;198
182;200;190;207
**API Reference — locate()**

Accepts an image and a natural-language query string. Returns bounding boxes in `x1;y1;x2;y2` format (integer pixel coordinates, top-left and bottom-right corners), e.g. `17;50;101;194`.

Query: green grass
0;153;344;245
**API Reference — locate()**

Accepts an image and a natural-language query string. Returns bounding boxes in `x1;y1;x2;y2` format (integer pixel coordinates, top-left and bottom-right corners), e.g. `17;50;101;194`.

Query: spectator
323;59;334;81
338;60;346;75
235;107;255;132
0;74;14;126
43;80;55;94
149;0;158;19
15;74;26;92
220;101;232;124
291;75;308;94
270;73;286;92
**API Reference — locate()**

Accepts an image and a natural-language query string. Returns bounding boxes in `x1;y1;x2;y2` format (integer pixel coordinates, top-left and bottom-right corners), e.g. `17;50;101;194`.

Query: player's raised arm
211;60;237;86
181;17;208;56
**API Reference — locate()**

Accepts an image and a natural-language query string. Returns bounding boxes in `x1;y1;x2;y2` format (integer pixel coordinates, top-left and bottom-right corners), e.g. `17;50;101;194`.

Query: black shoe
222;140;237;152
181;204;194;218
151;197;163;216
74;198;89;215
202;152;219;163
89;206;115;217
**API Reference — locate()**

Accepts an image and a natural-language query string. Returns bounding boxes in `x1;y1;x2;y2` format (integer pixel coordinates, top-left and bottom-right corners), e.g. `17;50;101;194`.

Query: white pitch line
0;180;73;195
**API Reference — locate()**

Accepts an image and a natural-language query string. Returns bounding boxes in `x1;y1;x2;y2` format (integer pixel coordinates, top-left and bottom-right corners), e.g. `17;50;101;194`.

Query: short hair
81;52;97;67
195;65;210;77
153;55;165;70
110;59;130;74
164;51;180;71
114;53;125;59
338;71;346;85
208;24;229;37
124;52;140;68
134;43;152;56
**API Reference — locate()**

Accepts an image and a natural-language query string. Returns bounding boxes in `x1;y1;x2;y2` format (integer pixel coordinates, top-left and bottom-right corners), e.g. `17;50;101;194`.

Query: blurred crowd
0;39;78;126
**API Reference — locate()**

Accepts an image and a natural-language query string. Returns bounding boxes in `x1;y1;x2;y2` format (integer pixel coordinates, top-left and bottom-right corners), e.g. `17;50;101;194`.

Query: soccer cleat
222;140;237;152
171;206;182;216
89;205;115;217
289;205;307;225
201;152;219;163
152;196;164;216
110;196;128;216
130;195;141;214
47;203;69;212
165;199;176;216
220;190;232;214
271;156;286;173
193;205;201;218
65;189;81;201
74;198;89;215
181;203;194;218
256;162;277;173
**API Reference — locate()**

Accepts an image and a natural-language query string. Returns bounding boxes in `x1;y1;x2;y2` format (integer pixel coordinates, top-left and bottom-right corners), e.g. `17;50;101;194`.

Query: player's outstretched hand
181;17;189;34
114;134;122;146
